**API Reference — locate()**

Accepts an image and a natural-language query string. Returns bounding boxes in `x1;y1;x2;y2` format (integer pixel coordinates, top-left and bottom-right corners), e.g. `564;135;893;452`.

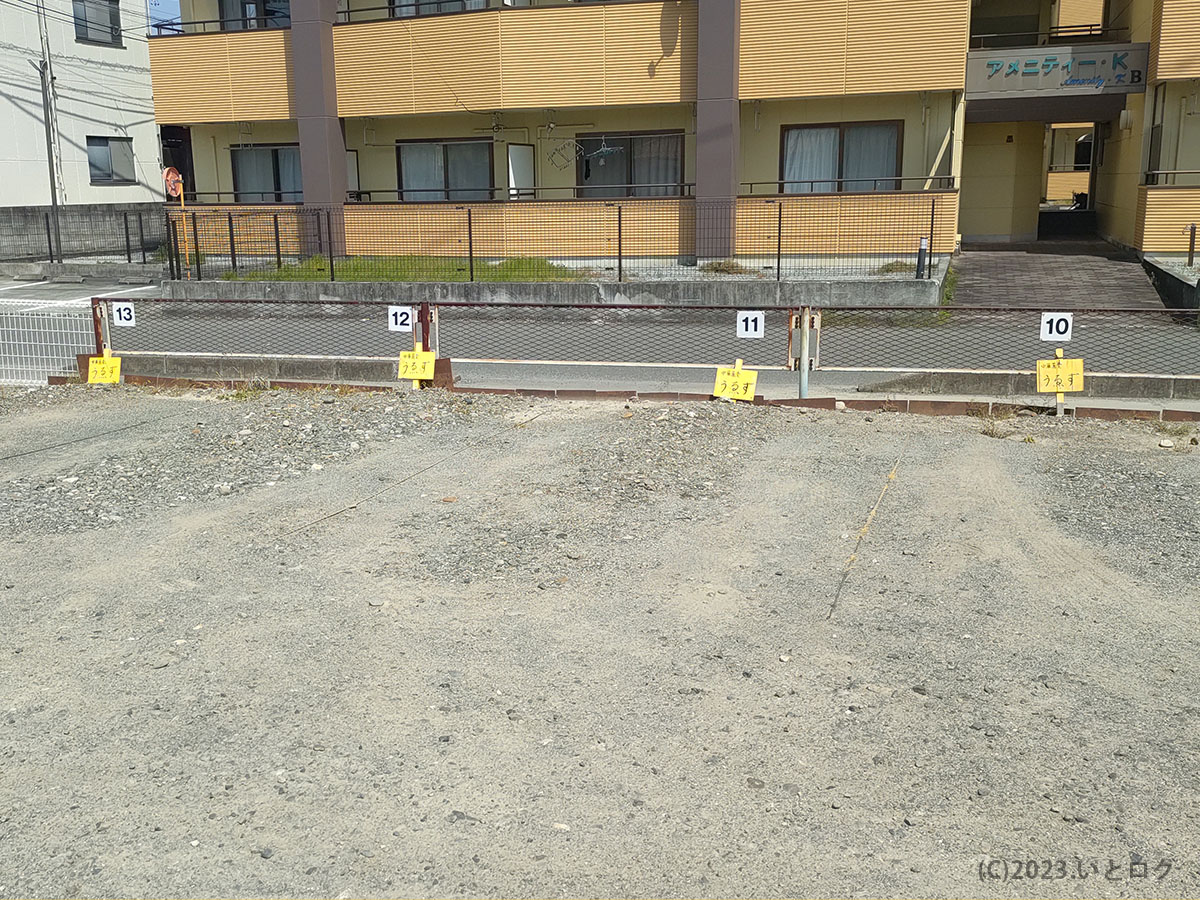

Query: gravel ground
1;384;1199;898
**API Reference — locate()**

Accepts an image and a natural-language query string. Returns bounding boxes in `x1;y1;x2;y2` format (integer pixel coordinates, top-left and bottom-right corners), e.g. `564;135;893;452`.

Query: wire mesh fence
163;194;956;284
0;207;168;264
95;298;796;371
813;307;1200;377
0;299;97;385
92;298;1200;385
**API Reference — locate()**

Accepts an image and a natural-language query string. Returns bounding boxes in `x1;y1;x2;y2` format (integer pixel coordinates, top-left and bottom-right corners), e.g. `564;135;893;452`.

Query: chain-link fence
95;298;796;370
0;207;168;264
813;307;1200;377
92;298;1200;385
0;299;97;385
163;194;956;284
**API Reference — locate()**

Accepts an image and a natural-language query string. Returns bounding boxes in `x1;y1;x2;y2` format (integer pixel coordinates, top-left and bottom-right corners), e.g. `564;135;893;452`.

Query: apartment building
144;0;1200;262
0;0;160;207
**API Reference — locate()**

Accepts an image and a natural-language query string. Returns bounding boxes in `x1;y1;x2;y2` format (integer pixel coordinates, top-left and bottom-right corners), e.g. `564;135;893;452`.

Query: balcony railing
336;0;615;26
150;10;290;35
741;177;957;196
968;24;1127;49
1146;171;1200;187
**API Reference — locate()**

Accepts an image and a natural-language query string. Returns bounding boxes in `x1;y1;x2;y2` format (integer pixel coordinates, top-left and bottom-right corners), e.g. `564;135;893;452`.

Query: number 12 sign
737;310;765;339
388;305;414;332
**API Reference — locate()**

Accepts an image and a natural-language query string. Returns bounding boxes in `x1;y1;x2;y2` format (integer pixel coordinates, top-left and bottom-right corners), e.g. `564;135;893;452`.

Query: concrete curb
51;371;1200;423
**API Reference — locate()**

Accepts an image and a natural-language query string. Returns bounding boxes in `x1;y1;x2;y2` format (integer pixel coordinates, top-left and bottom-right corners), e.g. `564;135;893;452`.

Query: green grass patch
699;259;755;276
874;260;918;275
224;254;585;283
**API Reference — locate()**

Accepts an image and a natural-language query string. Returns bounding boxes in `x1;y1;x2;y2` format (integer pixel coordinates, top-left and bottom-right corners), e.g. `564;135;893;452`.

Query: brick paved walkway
951;240;1165;309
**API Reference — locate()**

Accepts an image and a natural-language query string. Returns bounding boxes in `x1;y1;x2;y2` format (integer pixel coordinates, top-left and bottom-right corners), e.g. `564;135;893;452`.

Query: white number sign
737;310;765;340
388;305;414;333
1040;312;1073;342
110;301;136;327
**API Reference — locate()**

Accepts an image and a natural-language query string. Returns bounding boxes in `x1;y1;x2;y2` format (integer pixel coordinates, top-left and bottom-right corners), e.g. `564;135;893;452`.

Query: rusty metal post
227;213;238;273
776;201;783;282
617;205;623;283
418;302;432;353
90;298;105;356
1188;223;1196;269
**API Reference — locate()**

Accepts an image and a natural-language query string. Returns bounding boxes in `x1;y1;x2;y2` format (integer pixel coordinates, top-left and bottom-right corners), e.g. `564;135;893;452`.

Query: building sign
966;43;1149;99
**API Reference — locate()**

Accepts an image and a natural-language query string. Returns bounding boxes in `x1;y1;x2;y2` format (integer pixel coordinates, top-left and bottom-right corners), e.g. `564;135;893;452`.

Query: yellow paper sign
87;355;122;384
713;360;758;401
1036;357;1084;393
397;350;436;381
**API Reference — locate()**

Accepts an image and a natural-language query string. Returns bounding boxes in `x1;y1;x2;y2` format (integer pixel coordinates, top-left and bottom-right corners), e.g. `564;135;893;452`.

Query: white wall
0;0;160;206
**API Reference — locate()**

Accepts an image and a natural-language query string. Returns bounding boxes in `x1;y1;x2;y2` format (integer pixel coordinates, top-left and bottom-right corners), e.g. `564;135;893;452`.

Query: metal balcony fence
162;194;955;283
0;207;168;265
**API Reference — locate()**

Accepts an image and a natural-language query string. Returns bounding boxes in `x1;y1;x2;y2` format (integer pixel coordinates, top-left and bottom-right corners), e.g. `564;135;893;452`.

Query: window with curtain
219;0;290;30
576;132;683;198
86;136;136;184
397;141;493;202
390;0;484;18
781;122;901;193
73;0;121;44
231;145;302;202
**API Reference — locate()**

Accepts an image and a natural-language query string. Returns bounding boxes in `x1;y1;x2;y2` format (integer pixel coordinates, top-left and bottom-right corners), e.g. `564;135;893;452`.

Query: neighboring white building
0;0;161;207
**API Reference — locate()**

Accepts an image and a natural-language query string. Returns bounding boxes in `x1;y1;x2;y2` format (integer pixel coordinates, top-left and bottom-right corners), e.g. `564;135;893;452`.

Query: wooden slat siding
1155;0;1200;81
844;0;970;95
602;2;698;106
499;6;607;109
1046;171;1091;202
166;206;305;256
735;193;959;256
343;200;690;258
1057;0;1105;28
148;31;294;123
739;0;847;99
740;0;969;99
1138;186;1200;253
333;2;695;119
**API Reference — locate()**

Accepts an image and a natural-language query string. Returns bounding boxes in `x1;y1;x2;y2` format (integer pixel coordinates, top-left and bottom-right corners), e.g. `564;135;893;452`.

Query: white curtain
783;127;838;193
632;134;681;197
400;143;445;201
276;147;302;201
232;148;275;202
446;142;491;201
842;123;899;191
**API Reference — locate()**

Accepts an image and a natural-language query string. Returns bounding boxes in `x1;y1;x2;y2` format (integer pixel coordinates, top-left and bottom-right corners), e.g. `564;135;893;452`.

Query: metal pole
44;213;54;264
123;212;132;263
776;201;783;282
418;302;431;353
617;205;623;284
167;218;178;281
191;213;202;280
466;207;474;282
1188;224;1196;269
33;58;61;264
273;214;282;269
928;197;937;279
137;213;146;264
326;208;335;282
798;307;811;400
90;297;105;356
227;212;237;273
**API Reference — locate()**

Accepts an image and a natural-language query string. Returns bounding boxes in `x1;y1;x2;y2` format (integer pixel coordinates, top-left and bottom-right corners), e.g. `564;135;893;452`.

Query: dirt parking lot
1;384;1199;898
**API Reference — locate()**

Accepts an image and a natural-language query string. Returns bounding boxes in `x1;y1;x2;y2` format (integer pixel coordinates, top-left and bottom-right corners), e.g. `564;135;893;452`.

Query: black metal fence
0;206;168;265
163;195;955;284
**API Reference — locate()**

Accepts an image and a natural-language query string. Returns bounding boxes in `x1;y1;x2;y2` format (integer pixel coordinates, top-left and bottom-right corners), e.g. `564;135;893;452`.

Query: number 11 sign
737;310;765;339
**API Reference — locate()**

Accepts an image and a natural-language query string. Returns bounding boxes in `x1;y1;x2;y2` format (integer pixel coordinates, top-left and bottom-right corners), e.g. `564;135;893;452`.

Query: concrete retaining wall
1144;261;1199;310
162;275;945;308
